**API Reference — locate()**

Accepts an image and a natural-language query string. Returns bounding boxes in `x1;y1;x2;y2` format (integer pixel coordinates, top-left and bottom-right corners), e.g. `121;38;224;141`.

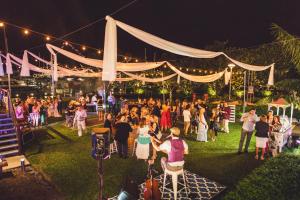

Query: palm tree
271;23;300;71
271;24;300;108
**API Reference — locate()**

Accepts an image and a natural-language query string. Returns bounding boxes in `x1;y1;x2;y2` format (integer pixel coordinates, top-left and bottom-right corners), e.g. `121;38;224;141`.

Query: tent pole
243;71;246;113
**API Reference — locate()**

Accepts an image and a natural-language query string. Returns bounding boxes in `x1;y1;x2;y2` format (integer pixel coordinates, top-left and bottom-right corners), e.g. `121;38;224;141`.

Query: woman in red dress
160;104;171;132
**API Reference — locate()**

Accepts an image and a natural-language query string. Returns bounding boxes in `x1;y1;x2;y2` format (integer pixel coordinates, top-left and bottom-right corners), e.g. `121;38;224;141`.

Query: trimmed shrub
224;154;300;200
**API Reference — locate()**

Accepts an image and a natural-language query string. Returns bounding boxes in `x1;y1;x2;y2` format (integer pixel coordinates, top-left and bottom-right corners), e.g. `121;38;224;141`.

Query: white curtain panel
5;54;13;74
105;16;275;84
20;50;30;76
123;71;177;83
167;62;225;83
0;55;4;76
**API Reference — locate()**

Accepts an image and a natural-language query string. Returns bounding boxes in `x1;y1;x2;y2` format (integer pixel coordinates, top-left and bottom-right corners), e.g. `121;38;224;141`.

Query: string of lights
0;20;141;62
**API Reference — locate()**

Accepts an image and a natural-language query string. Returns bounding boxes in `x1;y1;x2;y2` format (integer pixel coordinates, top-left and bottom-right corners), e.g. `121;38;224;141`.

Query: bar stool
109;140;118;157
162;166;188;200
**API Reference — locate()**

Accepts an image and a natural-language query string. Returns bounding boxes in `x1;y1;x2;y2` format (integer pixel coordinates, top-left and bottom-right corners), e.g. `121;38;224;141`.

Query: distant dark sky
0;0;299;59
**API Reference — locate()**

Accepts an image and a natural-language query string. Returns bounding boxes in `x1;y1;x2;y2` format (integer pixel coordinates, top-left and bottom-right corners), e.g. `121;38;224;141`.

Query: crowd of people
14;95;63;127
238;108;283;160
99;97;234;162
11;92;285;163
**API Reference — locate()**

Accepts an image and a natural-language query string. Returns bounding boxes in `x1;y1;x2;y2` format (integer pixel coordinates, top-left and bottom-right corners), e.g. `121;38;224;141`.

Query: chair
162;167;188;200
109;140;118;158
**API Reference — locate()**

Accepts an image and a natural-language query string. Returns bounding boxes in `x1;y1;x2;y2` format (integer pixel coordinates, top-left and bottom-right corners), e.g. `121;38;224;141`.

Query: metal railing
4;89;22;154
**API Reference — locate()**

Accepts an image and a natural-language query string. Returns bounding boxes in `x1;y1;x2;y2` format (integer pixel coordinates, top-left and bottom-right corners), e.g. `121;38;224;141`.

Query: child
65;103;75;127
74;106;87;137
136;118;151;160
40;101;48;126
31;102;40;127
255;115;269;160
209;108;218;142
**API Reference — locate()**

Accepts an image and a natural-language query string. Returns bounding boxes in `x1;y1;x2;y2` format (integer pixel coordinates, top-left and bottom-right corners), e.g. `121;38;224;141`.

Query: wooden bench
0;158;8;177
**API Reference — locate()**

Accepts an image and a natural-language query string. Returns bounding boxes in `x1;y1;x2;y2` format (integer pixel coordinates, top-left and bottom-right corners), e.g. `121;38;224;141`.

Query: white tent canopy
103;16;274;83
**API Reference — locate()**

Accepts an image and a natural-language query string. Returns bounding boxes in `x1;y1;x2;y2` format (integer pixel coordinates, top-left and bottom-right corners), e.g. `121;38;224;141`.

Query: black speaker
117;176;139;200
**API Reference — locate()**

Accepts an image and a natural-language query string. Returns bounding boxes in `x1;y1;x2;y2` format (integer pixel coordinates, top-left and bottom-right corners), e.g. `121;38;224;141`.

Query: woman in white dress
197;108;208;142
53;98;61;117
47;100;54;117
135;118;151;160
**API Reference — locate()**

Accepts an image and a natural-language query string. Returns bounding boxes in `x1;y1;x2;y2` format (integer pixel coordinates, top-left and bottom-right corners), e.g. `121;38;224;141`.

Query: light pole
0;22;11;92
243;71;247;113
228;63;235;100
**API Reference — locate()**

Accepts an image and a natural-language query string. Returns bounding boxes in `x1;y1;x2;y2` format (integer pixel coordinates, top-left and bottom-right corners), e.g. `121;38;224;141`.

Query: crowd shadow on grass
46;126;73;143
185;152;262;186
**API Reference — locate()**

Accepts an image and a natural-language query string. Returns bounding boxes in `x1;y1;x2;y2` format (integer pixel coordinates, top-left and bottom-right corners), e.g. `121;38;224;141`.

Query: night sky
0;0;299;60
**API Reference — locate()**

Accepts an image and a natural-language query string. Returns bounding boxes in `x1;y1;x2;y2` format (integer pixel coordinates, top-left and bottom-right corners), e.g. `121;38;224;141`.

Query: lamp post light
0;22;11;93
228;63;236;100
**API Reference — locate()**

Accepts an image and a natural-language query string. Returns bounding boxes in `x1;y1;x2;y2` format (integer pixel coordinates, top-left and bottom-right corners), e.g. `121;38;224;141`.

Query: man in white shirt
74;106;87;137
151;127;188;171
182;104;191;136
238;108;259;154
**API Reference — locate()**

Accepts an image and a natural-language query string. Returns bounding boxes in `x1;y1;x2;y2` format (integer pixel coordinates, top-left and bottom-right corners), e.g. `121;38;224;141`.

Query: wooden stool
109;140;118;157
0;159;8;177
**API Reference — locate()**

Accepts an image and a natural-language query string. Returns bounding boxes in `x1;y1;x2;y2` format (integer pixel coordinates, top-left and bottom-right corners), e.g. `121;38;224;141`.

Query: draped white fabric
6;54;13;74
27;51;52;66
111;17;224;59
46;44;165;72
0;56;4;76
104;16;275;84
53;54;58;81
7;53;133;81
103;16;117;81
267;64;274;86
20;51;30;76
123;72;177;83
166;62;225;83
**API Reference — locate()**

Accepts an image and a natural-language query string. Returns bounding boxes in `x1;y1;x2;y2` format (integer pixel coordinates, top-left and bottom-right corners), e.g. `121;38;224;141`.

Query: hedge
224;154;300;200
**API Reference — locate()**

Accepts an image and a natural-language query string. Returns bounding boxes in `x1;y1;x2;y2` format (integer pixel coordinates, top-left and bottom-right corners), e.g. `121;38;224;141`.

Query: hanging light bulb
193;69;196;72
124;57;127;60
23;29;29;35
82;46;86;51
0;22;4;27
64;41;69;46
97;50;101;54
199;69;201;72
186;68;189;71
179;67;182;70
45;36;51;41
135;59;138;62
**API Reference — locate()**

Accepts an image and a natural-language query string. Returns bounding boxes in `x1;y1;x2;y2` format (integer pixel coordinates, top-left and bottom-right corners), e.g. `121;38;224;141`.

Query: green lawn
25;121;262;200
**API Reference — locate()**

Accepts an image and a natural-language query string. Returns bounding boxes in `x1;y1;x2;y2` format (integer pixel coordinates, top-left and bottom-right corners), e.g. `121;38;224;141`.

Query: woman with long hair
209;108;218;142
135;118;151;160
160;104;171;132
197;108;208;142
269;115;282;157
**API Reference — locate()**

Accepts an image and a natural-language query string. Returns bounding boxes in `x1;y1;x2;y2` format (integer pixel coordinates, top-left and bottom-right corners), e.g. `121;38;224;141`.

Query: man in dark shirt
255;115;269;160
114;115;132;159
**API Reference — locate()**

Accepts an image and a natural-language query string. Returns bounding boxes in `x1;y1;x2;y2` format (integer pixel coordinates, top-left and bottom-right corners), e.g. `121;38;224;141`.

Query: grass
24;121;262;200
